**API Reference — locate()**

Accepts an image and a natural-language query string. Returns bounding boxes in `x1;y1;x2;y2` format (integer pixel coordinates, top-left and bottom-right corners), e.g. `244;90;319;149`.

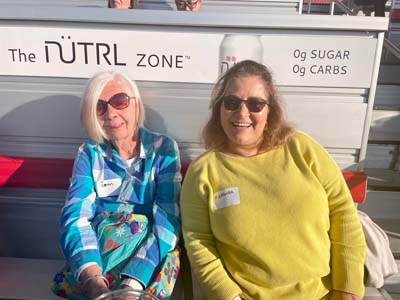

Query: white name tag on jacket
214;187;240;209
96;178;122;197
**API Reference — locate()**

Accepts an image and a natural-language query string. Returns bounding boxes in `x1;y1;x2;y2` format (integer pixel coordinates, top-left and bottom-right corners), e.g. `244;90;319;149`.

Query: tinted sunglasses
97;92;133;116
177;0;199;8
220;95;269;113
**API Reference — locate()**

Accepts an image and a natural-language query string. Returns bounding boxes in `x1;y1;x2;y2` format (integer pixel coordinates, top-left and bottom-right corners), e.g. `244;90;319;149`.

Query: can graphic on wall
219;34;264;75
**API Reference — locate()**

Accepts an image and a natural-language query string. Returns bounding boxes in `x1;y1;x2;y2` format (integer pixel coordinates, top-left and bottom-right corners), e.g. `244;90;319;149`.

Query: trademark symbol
185;55;191;60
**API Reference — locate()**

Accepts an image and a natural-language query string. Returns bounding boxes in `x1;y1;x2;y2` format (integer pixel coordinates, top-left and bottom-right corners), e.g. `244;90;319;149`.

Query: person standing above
51;71;181;300
180;60;366;300
109;0;137;9
175;0;202;11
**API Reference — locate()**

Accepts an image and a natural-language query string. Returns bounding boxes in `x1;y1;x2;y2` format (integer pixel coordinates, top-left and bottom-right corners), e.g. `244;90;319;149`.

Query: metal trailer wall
0;6;388;259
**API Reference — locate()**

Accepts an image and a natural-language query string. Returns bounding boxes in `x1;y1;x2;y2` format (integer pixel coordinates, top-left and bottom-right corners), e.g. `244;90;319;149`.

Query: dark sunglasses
177;0;199;8
220;95;269;113
97;92;133;116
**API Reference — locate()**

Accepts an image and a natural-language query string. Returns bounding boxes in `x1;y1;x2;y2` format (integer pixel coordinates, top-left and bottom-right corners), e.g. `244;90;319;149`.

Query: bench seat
0;257;390;300
0;257;185;300
0;257;65;300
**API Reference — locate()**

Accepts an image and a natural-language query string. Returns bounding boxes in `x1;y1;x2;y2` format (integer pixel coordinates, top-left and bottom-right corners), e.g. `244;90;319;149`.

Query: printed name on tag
96;178;122;197
214;187;240;209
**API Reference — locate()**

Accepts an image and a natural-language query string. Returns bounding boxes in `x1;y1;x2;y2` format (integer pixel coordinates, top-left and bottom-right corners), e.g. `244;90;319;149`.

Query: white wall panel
287;102;367;149
0;78;368;165
0;92;84;139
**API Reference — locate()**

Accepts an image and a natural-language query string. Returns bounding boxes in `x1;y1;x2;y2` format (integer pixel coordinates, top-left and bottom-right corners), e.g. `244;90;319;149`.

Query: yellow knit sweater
180;131;366;300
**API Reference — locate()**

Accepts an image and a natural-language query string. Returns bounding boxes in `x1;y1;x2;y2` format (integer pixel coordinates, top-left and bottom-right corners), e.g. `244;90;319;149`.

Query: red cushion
181;162;190;178
1;157;367;203
181;162;366;203
342;171;367;203
1;157;73;189
0;156;24;186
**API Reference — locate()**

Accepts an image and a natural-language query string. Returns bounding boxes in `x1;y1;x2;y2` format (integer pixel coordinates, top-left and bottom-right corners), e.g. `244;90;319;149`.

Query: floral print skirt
51;213;180;300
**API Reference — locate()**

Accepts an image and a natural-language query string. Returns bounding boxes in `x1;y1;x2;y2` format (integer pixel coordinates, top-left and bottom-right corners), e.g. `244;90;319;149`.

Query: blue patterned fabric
60;126;181;287
51;212;180;300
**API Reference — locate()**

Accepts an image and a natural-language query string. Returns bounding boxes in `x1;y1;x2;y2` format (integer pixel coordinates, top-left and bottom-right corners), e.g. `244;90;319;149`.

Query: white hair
80;71;145;144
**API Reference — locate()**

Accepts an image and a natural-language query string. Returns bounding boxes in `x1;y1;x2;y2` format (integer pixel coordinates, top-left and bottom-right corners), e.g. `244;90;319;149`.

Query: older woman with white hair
51;71;181;300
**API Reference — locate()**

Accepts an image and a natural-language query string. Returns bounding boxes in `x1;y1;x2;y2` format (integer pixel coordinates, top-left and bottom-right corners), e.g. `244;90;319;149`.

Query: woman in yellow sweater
180;60;366;300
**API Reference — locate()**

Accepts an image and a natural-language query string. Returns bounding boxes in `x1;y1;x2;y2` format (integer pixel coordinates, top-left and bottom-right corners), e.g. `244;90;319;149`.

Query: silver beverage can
219;34;264;75
94;289;159;300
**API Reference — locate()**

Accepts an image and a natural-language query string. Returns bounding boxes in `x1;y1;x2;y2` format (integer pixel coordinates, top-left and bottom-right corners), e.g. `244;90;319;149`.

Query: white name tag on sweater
96;178;122;197
214;187;240;209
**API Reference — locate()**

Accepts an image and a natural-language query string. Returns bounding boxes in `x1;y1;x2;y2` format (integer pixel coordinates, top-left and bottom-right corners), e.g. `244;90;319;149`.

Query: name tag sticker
214;187;240;209
96;178;122;197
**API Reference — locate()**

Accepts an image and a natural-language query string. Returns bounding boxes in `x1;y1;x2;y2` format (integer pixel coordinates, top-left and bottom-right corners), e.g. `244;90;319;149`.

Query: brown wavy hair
203;60;294;152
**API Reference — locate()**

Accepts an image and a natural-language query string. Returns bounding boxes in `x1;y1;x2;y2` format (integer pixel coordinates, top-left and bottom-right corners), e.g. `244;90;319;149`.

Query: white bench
0;256;391;300
0;258;65;300
0;257;185;300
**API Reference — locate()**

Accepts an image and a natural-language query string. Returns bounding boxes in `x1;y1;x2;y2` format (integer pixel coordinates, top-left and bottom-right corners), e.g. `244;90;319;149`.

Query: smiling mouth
232;122;253;128
106;123;123;129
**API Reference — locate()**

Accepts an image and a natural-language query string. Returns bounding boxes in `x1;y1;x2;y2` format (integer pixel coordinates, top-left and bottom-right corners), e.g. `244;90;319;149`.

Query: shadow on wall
368;112;400;143
0;100;169;261
0;94;82;259
144;105;168;135
0;94;172;155
0;94;84;158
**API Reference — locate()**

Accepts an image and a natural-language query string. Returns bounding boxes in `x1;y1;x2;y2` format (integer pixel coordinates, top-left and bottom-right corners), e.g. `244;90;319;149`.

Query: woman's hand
85;278;110;300
330;290;362;300
79;266;110;300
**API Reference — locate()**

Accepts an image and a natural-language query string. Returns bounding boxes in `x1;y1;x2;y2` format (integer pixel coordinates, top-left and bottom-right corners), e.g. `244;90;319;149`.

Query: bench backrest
0;154;365;260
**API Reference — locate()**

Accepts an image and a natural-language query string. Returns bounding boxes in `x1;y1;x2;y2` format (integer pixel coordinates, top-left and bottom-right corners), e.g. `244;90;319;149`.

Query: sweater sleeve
302;134;366;297
180;162;243;300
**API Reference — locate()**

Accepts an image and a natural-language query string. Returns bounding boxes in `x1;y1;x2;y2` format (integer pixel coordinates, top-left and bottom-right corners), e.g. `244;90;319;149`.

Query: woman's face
110;0;131;8
175;0;202;11
97;80;138;144
220;75;270;157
